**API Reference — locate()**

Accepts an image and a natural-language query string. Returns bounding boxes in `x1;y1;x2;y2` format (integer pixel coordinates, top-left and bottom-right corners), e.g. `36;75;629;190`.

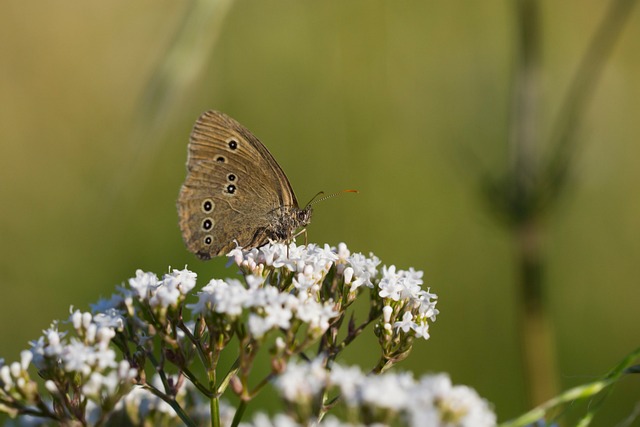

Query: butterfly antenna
305;189;358;207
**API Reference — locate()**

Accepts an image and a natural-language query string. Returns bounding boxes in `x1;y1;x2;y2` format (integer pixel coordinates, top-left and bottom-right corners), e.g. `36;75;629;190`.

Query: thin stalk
546;0;640;178
207;346;220;427
216;357;240;395
248;372;276;399
230;400;248;427
181;366;213;397
514;219;558;405
178;320;209;369
211;396;220;427
142;384;197;427
509;0;557;406
507;0;640;407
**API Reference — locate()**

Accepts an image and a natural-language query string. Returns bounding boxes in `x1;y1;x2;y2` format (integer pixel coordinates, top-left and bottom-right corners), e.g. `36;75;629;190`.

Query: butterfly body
177;111;312;260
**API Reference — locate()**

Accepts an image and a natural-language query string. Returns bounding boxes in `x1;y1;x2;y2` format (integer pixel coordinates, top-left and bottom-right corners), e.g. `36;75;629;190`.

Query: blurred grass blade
543;0;639;199
106;0;234;208
499;346;640;427
140;0;234;127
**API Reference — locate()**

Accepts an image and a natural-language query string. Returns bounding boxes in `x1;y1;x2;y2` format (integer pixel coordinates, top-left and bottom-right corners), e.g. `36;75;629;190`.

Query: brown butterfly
177;111;312;260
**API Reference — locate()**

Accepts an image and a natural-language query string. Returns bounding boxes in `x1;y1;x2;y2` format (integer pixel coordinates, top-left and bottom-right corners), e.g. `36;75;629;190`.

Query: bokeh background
1;1;640;424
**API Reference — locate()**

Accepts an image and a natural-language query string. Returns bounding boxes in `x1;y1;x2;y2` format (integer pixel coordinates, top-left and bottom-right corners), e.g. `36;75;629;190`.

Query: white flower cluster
30;314;137;387
0;242;452;426
0;309;138;424
0;350;37;407
229;242;438;341
125;267;197;309
229;242;342;287
270;358;496;427
188;277;339;338
380;265;438;339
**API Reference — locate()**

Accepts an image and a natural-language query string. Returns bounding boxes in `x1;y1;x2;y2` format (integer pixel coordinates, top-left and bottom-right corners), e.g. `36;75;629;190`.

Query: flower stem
210;394;220;427
142;384;197;427
230;400;248;427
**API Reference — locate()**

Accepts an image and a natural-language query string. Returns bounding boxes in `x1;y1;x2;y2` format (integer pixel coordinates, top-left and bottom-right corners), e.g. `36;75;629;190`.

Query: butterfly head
296;204;313;229
269;204;313;243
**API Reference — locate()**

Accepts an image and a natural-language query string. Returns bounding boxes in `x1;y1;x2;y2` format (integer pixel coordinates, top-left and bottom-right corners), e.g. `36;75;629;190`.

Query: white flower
19;350;32;371
410;374;496;427
247;314;271;338
295;297;338;332
378;265;404;300
61;340;94;375
44;380;58;394
128;270;159;300
92;308;125;331
263;303;293;331
246;274;265;289
164;267;197;294
412;322;430;339
382;305;393;323
416;289;439;321
292;272;318;291
336;242;350;263
83;359;137;400
227;244;245;266
260;242;284;266
188;279;248;317
393;312;416;333
347;252;380;291
0;365;11;388
70;310;92;331
90;293;124;313
29;325;66;370
96;326;116;346
360;371;413;410
149;278;181;309
328;364;364;406
343;266;354;284
275;358;328;402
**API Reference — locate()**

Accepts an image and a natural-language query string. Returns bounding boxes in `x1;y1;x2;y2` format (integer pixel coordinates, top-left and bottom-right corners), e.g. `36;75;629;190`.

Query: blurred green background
1;0;639;424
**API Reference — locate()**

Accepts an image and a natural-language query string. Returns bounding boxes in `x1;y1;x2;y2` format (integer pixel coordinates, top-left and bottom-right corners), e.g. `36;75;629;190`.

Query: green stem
142;384;197;427
210;395;220;427
182;366;213;397
207;351;219;427
509;0;558;406
216;357;240;394
144;348;172;394
248;372;275;399
500;346;640;426
230;400;248;427
178;320;209;369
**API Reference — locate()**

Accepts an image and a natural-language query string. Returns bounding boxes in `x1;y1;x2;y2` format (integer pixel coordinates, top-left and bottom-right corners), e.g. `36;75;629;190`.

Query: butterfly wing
177;111;298;259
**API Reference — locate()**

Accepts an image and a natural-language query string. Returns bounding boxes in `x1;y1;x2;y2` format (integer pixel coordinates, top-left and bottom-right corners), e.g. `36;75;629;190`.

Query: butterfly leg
291;228;308;246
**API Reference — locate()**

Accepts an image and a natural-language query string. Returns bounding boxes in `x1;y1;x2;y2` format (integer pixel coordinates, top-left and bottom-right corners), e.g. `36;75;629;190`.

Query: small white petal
343;267;354;285
20;350;32;370
382;305;393;323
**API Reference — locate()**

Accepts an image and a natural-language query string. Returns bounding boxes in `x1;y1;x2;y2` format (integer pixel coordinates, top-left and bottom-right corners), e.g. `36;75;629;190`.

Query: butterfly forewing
188;111;298;206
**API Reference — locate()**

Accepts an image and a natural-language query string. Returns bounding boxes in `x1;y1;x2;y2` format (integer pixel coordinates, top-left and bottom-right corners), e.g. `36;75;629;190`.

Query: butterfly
177;111;312;260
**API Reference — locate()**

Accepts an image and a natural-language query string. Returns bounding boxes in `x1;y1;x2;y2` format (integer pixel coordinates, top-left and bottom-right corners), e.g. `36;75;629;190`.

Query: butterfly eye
216;156;226;162
203;235;213;245
227;138;238;150
226;184;236;194
202;218;214;231
227;173;236;181
202;199;214;213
